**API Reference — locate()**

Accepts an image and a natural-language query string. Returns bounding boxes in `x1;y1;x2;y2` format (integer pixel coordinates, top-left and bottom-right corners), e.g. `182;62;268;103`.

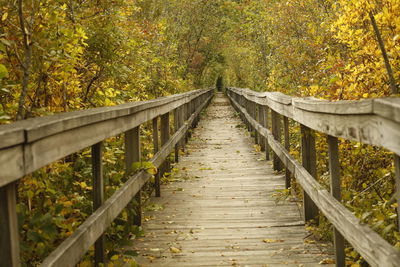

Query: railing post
252;103;258;145
300;124;319;222
394;154;400;230
161;112;170;175
245;99;251;131
179;106;185;151
327;135;345;267
152;117;161;197
271;109;282;171
125;126;141;226
257;104;266;151
0;182;20;267
283;117;291;188
174;107;181;163
264;105;270;161
184;102;189;143
92;142;105;267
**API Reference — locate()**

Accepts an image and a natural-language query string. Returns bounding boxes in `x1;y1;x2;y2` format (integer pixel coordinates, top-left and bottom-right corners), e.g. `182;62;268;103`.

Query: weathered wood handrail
0;88;214;267
226;87;400;267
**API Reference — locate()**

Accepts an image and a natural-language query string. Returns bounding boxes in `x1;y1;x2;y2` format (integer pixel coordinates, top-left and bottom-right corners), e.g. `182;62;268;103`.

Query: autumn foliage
0;0;399;266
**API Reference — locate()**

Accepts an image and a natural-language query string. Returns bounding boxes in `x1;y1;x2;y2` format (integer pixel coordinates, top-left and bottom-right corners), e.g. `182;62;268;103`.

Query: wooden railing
0;88;214;267
226;87;400;267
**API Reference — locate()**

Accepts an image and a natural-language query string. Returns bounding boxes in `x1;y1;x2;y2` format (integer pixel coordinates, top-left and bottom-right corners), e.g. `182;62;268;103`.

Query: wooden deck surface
130;93;333;267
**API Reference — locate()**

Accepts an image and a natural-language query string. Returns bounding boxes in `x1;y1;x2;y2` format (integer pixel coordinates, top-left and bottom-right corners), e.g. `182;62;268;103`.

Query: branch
369;11;398;95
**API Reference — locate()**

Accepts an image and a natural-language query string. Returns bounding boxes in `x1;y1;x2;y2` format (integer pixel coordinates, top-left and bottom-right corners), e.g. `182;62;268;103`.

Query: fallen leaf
170;247;181;253
319;258;335;264
263;239;284;243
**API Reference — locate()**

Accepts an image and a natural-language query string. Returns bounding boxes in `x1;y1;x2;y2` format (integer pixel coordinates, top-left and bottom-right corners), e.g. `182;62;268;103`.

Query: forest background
0;0;399;266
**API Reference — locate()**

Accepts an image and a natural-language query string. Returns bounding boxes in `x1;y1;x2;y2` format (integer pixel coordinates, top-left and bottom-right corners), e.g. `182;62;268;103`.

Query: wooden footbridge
1;88;400;267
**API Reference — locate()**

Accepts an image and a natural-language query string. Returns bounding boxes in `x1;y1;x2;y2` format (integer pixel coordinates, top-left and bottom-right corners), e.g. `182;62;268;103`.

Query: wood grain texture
0;146;24;187
300;125;318;222
227;91;400;267
0;183;20;267
327;136;345;267
0;89;212;185
130;93;333;267
374;97;400;123
228;88;400;154
91;142;105;267
293;98;373;114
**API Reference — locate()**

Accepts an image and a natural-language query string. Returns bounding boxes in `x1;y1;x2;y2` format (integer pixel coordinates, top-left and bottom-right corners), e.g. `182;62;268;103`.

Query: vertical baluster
245;99;251;131
300;124;318;222
161;113;170;174
92;142;105;267
174;108;180;163
253;104;259;145
152;117;161;197
0;182;20;267
258;104;266;151
264;105;270;161
179;106;185;151
184;103;189;144
125;127;141;226
394;154;400;230
283;117;291;188
327;135;345;267
271;110;282;171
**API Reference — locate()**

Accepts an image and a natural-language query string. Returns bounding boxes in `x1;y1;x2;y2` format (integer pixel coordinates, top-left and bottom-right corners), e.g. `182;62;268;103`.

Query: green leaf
123;250;139;257
0;64;8;79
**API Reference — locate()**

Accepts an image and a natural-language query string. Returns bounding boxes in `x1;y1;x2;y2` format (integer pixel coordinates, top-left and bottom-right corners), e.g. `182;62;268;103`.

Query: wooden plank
266;91;293;105
0;89;212;185
229;88;400;155
258;104;266;151
0;182;20;267
40;93;213;267
134;93;332;267
300;125;318;222
24;89;208;143
0;126;25;149
283;116;291;189
293;98;373;115
161;112;170;179
0;145;24;187
153;117;161;197
23;98;200;177
179;106;185;150
292;108;400;155
271;110;282;171
264;105;271;161
227;93;400;267
394;154;400;230
251;103;258;144
373;97;400;123
91;142;105;267
327;136;345;267
174;108;180;163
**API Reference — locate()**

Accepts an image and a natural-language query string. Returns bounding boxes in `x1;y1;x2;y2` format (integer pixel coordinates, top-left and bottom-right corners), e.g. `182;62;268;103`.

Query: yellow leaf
2;13;8;21
110;254;119;261
170;246;181;253
362;93;369;98
319;258;335;264
262;239;284;243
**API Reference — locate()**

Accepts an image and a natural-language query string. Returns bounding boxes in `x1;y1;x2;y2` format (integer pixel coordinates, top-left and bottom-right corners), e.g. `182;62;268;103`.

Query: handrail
226;87;400;267
0;88;214;267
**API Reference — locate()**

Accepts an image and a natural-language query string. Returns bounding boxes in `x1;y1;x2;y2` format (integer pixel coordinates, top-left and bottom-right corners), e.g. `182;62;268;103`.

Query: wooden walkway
131;93;333;266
